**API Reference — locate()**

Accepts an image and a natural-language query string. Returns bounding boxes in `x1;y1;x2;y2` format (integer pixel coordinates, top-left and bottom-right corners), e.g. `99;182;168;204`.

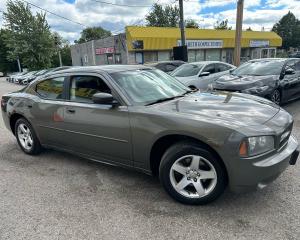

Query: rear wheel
159;142;227;205
15;118;42;155
270;89;281;105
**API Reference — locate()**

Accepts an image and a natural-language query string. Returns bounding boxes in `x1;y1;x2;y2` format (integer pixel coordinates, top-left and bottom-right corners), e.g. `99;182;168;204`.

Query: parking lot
0;77;299;240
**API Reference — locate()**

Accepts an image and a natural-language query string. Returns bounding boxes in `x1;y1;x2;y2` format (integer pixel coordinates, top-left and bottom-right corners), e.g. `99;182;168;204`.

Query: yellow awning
126;26;282;51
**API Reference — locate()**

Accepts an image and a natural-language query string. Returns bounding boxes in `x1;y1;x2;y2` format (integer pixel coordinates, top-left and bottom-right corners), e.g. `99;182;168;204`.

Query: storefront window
115;54;122;64
144;51;158;63
206;49;221;61
195;50;205;61
188;50;196;62
158;51;170;61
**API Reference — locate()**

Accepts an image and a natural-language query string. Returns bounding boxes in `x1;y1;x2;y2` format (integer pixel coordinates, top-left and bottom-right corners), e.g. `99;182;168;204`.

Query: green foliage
0;29;18;74
3;0;56;70
272;11;300;49
214;19;232;30
246;27;253;31
146;3;180;27
75;27;112;43
51;32;72;67
185;19;200;29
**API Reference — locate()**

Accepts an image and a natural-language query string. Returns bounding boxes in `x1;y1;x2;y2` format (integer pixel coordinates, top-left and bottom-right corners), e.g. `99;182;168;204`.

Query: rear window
171;64;204;77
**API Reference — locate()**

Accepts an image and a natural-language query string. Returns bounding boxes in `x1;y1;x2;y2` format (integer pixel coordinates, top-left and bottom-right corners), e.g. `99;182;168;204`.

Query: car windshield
231;60;285;76
171;63;204;77
111;69;191;105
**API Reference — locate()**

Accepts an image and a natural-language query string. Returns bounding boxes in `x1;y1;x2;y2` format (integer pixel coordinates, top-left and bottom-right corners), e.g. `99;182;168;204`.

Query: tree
0;29;18;74
272;11;300;49
214;19;232;30
246;27;253;31
75;27;111;44
51;32;72;67
146;3;180;27
185;19;200;29
3;0;55;70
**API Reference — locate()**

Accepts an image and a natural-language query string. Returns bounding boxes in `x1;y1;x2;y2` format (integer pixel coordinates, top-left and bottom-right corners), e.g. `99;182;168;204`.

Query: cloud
0;0;299;43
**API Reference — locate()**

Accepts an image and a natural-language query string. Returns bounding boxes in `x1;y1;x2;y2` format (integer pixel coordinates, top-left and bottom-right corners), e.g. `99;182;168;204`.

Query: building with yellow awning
71;26;282;66
126;26;282;64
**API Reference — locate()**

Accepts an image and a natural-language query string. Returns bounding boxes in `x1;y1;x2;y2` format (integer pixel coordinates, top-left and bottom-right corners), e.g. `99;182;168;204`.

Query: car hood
213;74;277;91
150;91;280;127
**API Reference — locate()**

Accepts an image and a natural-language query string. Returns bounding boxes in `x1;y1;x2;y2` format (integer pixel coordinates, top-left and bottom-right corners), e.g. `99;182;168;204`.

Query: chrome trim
38;125;128;143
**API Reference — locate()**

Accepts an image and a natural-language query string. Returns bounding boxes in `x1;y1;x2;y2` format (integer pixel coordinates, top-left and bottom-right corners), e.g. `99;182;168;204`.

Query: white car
171;61;236;90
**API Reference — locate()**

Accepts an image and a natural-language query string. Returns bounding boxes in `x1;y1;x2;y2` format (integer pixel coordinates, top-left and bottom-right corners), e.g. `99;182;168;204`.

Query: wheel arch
149;134;228;181
10;113;27;135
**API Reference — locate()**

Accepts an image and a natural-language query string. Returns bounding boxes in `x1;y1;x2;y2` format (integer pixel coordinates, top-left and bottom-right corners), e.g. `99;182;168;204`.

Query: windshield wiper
145;95;186;106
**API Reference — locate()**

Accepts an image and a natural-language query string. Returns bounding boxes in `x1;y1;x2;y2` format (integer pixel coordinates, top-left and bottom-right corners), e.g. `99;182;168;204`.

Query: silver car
171;61;236;90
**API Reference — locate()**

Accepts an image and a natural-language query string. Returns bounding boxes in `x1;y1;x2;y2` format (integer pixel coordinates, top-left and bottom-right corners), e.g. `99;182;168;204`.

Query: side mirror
92;93;118;105
199;71;210;77
285;68;295;75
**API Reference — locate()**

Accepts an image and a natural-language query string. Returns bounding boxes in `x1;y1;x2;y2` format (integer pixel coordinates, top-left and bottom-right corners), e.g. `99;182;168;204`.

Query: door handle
66;109;76;114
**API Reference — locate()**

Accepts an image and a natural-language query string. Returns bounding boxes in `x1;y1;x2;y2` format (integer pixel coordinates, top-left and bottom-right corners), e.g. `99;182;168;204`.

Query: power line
19;0;87;28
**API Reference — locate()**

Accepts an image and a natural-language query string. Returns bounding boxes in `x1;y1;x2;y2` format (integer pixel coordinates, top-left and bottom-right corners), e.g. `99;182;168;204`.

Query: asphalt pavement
0;78;299;240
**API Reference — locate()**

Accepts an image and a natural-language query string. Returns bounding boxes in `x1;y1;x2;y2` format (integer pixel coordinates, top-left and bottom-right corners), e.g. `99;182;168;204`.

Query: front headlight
239;136;275;157
242;86;269;94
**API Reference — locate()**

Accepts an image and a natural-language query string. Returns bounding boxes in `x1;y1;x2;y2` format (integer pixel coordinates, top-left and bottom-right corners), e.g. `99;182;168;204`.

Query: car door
215;63;234;79
61;73;132;166
196;64;217;89
281;60;300;101
32;76;72;147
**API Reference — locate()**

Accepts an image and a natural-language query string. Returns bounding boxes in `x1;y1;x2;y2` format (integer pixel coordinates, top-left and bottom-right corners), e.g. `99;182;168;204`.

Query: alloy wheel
17;123;34;151
271;89;281;105
169;155;217;199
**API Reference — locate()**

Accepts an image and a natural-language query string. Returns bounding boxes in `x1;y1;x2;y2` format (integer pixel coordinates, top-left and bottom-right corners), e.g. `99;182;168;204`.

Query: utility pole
233;0;244;66
54;35;63;67
179;0;186;47
17;58;21;72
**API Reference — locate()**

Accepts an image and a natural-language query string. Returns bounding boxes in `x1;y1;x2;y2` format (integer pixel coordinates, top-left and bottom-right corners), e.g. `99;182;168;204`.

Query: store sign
177;40;223;49
95;47;115;55
132;40;144;50
250;40;270;48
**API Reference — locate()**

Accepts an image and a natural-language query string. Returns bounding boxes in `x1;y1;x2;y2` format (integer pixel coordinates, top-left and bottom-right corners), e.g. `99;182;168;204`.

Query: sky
0;0;299;43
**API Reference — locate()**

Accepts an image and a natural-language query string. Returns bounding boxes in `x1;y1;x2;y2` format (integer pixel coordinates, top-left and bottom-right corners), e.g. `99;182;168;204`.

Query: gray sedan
171;61;236;90
1;65;299;205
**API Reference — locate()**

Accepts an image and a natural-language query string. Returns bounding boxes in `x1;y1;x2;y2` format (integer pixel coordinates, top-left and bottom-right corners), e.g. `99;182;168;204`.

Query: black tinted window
36;77;64;99
165;64;177;72
216;63;231;72
203;64;216;74
70;76;111;103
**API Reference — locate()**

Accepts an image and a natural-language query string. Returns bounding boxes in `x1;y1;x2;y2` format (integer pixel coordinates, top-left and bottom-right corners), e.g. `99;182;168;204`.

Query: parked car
145;60;185;73
213;58;300;105
22;67;72;85
7;72;27;83
1;65;299;205
171;61;236;90
289;52;300;58
15;71;38;84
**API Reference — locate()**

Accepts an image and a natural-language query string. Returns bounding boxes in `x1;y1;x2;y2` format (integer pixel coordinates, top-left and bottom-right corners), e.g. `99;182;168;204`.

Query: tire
15;118;42;155
270;89;281;105
159;141;227;205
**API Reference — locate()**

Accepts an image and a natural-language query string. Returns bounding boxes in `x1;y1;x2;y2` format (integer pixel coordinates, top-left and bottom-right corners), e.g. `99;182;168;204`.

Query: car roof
249;58;289;62
145;60;185;65
45;65;153;76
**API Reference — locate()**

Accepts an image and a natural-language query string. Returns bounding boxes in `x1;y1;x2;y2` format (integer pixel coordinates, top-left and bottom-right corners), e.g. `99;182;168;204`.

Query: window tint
36;77;64;99
216;63;231;72
202;64;216;74
294;60;300;71
70;76;111;103
171;63;204;77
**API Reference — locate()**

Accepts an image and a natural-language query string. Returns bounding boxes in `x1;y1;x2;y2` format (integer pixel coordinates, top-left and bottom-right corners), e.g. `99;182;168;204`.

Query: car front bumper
229;135;299;193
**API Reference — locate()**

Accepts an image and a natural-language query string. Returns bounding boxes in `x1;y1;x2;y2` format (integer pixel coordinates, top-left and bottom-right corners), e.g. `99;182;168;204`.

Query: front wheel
159;142;227;205
270;89;281;105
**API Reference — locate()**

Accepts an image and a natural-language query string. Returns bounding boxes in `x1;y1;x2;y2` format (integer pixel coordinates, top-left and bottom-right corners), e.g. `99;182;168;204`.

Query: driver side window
202;64;216;74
